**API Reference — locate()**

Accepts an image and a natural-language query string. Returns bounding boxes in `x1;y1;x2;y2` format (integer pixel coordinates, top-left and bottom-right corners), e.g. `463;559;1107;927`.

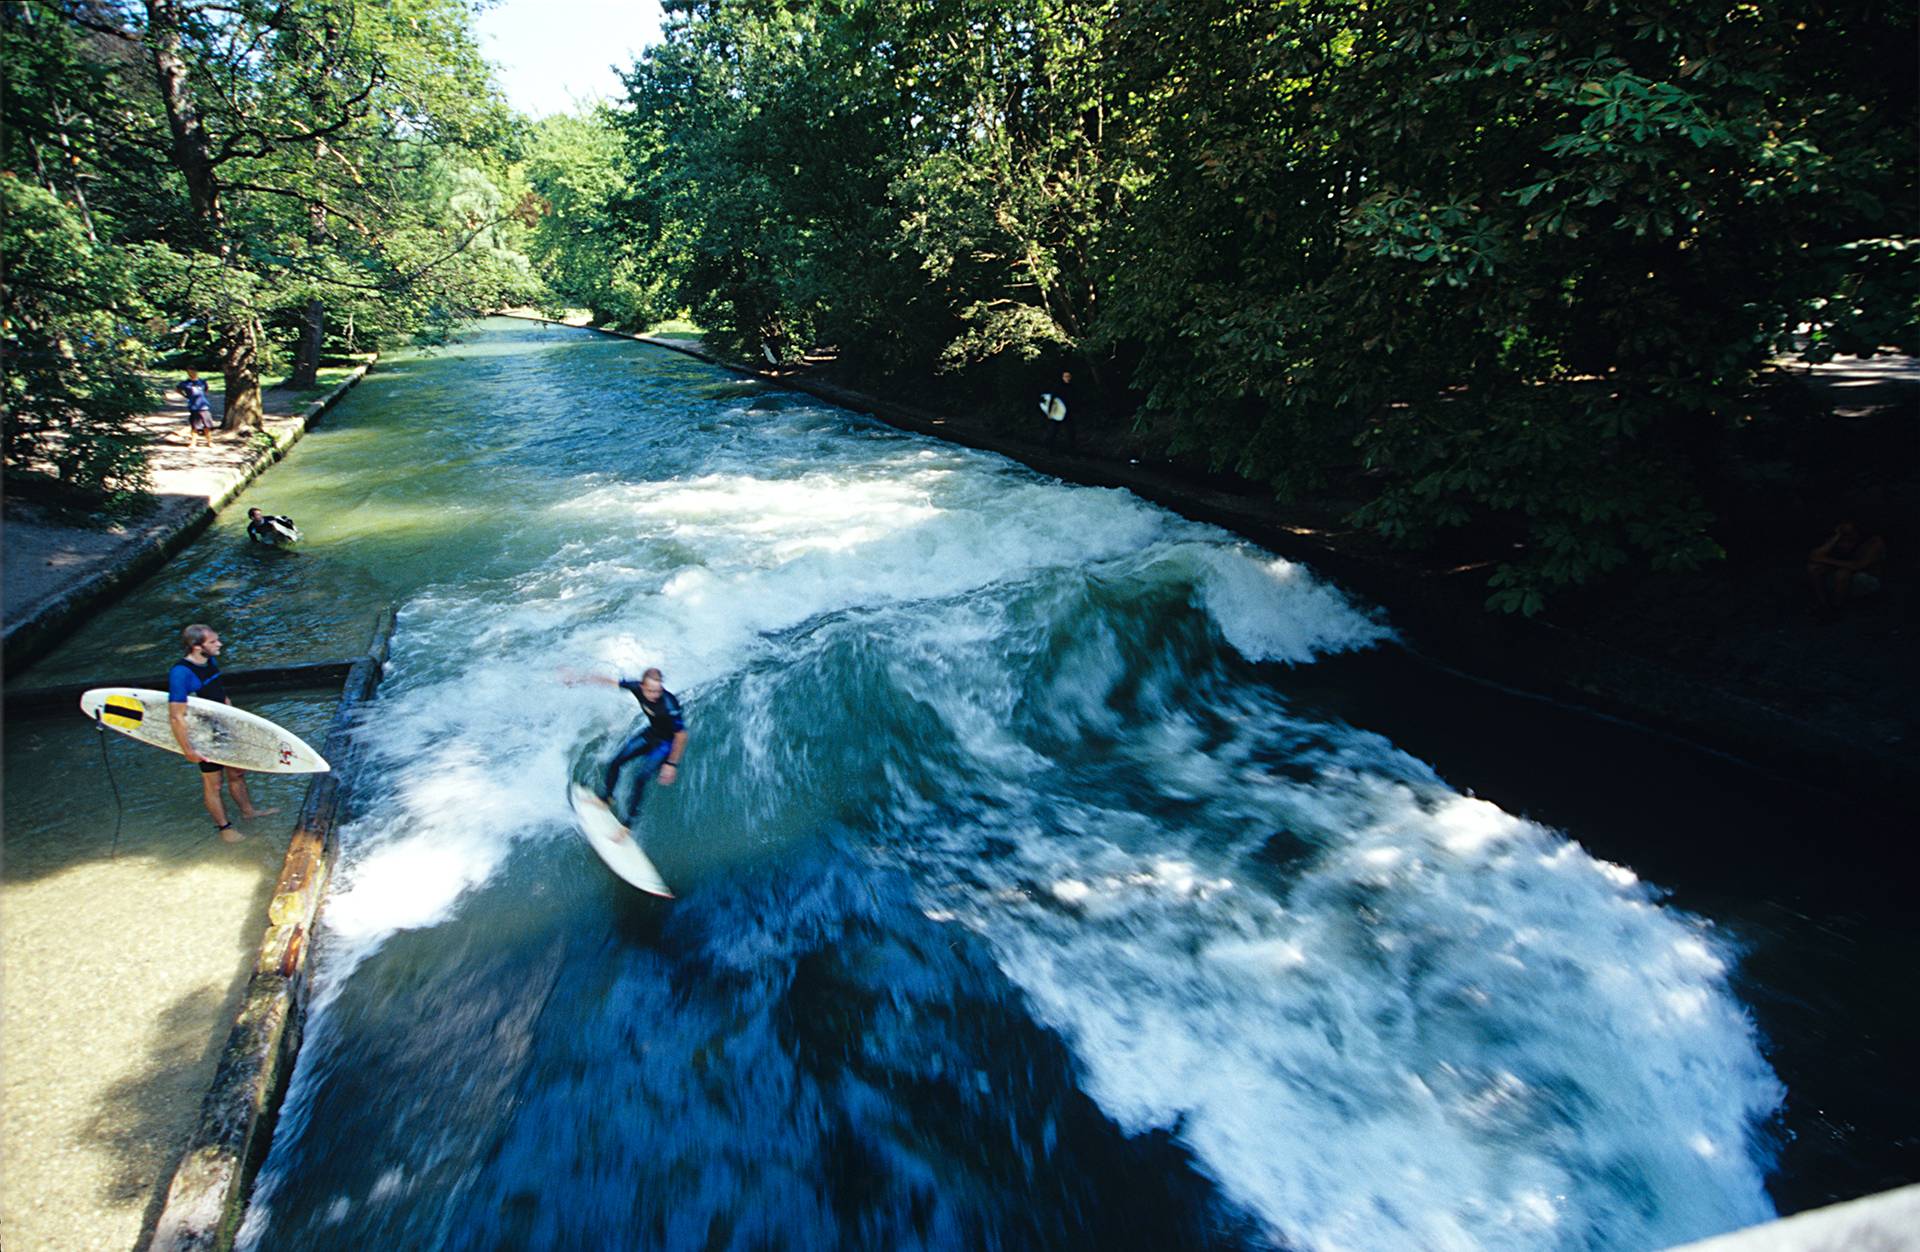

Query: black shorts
199;760;223;774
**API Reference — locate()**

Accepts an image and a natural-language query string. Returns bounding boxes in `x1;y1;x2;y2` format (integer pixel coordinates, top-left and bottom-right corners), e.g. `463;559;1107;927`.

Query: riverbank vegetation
556;0;1914;612
3;0;539;506
7;1;1913;609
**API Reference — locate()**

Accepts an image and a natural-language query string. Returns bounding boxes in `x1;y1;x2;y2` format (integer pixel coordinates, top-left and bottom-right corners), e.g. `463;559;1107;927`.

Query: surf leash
94;710;126;859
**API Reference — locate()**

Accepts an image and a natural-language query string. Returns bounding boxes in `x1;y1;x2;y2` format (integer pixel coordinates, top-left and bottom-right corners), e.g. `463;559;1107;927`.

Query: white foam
314;411;1384;965
287;376;1777;1252
1195;546;1391;663
904;773;1782;1251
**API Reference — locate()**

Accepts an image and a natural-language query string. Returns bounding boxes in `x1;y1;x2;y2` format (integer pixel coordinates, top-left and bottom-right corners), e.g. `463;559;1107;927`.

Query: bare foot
241;805;281;819
219;825;246;844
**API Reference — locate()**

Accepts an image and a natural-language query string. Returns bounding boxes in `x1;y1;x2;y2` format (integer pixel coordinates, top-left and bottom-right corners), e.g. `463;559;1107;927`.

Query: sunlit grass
643;316;703;341
269;357;376;405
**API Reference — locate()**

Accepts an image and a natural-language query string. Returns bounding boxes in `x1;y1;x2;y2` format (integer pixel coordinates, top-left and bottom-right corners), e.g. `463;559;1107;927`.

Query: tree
1107;0;1918;611
49;0;525;428
1;2;179;504
521;110;669;328
616;0;939;367
892;0;1131;386
0;175;167;504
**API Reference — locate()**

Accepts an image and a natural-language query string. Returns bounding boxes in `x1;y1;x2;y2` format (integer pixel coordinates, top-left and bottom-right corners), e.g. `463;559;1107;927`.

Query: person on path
1040;369;1078;453
169;623;278;841
565;666;689;808
176;368;216;449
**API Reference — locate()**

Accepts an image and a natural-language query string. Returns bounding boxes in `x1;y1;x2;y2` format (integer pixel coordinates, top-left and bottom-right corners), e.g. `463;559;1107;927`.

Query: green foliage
1;175;158;504
9;0;1914;605
10;0;537;443
1106;0;1918;608
889;0;1133;373
594;0;1914;611
521;111;670;327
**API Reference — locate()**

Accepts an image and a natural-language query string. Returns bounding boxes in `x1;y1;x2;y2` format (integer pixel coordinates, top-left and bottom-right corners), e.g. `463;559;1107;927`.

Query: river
20;320;1915;1250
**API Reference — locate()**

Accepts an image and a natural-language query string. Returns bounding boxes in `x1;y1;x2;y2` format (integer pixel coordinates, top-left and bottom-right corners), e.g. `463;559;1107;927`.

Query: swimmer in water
246;507;301;545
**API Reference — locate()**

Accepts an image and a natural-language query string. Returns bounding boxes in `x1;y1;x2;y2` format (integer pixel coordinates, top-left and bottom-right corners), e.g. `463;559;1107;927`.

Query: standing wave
243;363;1780;1251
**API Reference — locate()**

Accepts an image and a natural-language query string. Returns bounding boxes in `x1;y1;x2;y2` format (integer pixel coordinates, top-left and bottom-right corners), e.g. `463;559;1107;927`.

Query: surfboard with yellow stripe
79;687;330;774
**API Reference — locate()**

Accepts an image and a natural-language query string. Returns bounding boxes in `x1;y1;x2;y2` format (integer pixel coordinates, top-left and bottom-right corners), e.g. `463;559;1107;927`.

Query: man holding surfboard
170;624;278;841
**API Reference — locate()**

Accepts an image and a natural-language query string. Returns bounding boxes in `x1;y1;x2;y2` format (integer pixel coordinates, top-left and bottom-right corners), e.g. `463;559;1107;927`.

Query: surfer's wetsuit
248;514;297;545
168;657;229;774
603;682;685;798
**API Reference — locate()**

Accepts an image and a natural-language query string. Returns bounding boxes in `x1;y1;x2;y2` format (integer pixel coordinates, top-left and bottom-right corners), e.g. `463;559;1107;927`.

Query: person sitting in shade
246;507;301;546
1807;519;1887;611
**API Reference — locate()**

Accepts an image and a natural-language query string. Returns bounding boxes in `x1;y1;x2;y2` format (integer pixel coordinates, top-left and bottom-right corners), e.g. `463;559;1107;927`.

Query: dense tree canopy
591;0;1915;610
3;0;537;502
7;0;1913;606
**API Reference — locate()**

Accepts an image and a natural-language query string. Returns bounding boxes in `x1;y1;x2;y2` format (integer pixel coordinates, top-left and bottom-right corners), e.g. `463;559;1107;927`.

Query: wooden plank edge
141;605;397;1252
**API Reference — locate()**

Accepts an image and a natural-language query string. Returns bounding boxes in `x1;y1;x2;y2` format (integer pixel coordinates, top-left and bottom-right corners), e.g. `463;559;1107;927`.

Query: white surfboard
80;687;330;773
567;782;674;898
1039;392;1067;422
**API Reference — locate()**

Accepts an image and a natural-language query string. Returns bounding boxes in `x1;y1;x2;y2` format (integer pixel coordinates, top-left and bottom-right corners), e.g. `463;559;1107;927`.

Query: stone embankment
3;359;375;674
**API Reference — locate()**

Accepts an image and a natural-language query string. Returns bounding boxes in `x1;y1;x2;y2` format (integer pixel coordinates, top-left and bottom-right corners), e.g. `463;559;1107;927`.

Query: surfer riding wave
562;666;688;817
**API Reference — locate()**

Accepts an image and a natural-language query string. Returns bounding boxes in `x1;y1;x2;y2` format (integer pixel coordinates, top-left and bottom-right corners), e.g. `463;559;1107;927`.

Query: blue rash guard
181;378;212;414
168;656;229;705
603;683;685;798
169;657;230;772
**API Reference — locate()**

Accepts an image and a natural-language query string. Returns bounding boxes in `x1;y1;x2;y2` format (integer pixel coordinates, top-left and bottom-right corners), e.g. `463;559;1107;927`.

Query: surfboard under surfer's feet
567;782;673;896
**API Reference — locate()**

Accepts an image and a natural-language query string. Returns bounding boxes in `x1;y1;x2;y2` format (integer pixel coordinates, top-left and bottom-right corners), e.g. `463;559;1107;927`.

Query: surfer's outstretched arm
558;667;619;688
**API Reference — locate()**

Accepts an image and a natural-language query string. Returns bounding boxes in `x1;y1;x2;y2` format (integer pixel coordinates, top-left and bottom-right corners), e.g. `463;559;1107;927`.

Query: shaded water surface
19;321;1913;1250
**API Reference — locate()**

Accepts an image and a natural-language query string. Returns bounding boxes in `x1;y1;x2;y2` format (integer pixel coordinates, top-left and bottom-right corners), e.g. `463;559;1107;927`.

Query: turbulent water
85;322;1783;1250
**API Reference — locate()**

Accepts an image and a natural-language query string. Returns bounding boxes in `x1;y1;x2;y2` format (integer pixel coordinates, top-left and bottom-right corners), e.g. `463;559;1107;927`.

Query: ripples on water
149;322;1785;1250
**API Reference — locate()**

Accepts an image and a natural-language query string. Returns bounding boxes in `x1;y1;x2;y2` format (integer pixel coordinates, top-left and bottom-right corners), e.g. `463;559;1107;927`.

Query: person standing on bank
169;624;277;841
1040;368;1078;452
564;666;689;807
176;368;216;450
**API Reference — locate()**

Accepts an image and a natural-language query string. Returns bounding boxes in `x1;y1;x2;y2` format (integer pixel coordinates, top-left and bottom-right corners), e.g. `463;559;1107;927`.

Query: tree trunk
148;1;267;430
291;199;327;387
219;318;265;431
291;298;324;388
145;1;220;235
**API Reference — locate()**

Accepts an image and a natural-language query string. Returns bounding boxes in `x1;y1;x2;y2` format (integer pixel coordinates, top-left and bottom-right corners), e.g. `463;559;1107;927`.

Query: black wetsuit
248;514;297;544
603;682;685;797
